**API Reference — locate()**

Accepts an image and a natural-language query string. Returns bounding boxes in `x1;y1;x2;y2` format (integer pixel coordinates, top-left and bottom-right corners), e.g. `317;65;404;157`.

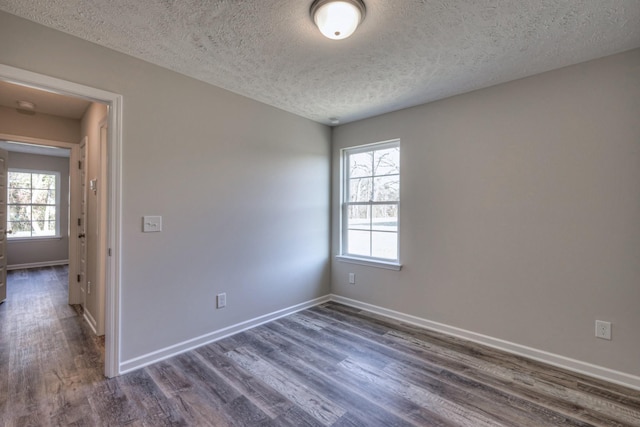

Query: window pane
347;230;370;257
374;147;400;176
349;152;373;178
33;221;56;236
32;205;56;221
32;205;46;221
9;221;32;237
348;205;370;230
9;188;31;204
45;205;56;220
32;173;56;189
372;205;398;232
372;232;398;260
372;175;399;202
342;141;399;263
9;205;31;222
7;171;59;239
32;189;56;205
349;177;372;202
8;172;31;189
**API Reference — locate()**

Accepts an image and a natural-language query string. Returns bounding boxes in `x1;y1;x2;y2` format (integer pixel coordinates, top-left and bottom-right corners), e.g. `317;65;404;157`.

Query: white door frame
0;148;7;304
0;64;122;378
78;137;88;308
96;117;109;336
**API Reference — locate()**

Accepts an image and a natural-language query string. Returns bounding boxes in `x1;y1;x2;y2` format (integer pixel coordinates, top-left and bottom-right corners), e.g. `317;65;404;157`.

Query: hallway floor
0;266;105;425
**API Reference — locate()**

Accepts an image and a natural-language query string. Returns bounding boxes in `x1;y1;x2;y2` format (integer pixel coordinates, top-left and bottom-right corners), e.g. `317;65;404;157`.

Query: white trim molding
119;295;331;374
119;291;640;390
84;310;98;335
7;260;69;271
330;294;640;391
336;255;402;270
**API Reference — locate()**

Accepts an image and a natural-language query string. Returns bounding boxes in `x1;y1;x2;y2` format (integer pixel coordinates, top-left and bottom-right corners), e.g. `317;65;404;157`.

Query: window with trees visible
7;170;60;239
341;140;400;262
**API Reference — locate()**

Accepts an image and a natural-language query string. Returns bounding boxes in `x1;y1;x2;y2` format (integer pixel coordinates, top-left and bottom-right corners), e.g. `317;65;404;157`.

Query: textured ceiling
1;1;639;125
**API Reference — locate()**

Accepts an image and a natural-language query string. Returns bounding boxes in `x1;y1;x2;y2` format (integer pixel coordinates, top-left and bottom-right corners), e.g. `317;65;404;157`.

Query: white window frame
7;168;61;240
337;139;402;270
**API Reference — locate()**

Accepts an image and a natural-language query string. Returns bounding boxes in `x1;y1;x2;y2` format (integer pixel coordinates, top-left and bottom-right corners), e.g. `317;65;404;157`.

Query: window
341;140;400;266
7;170;60;239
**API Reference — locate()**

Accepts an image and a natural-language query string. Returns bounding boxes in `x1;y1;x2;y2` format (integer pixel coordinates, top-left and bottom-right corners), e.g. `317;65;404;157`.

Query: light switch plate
142;216;162;232
217;293;226;309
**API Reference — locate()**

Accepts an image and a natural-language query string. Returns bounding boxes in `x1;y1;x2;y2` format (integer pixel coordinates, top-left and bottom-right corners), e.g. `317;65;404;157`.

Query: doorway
0;64;122;378
0;139;90;307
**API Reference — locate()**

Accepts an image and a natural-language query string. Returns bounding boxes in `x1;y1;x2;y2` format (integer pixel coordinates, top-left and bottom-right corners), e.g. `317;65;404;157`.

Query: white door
77;141;87;306
0;149;8;303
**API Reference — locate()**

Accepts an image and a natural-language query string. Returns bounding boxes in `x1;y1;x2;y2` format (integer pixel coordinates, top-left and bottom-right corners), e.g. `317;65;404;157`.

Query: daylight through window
8;170;59;239
342;140;400;262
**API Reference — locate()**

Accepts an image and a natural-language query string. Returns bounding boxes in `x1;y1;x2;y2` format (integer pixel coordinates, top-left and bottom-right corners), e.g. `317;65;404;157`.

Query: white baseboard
330;294;640;391
84;309;98;335
7;260;69;270
116;292;640;391
119;295;331;374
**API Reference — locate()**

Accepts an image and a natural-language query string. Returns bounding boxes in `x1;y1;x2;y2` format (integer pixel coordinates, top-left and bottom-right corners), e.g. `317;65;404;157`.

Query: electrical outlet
216;293;227;309
595;320;611;340
348;273;355;284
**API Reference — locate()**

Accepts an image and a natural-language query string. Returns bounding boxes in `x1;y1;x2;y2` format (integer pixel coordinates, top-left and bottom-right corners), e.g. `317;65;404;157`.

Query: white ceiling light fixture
16;100;36;115
311;0;366;40
16;100;36;111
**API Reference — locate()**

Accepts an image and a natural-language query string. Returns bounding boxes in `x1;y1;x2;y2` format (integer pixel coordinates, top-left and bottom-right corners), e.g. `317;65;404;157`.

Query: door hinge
78;160;82;170
77;274;81;282
108;248;112;256
78;218;82;226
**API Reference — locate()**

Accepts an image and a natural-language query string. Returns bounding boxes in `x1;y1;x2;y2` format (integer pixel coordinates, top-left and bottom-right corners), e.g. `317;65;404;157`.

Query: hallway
0;266;105;425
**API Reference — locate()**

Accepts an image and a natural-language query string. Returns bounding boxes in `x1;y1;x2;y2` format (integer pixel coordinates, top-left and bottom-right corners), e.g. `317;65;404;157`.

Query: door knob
78;233;86;238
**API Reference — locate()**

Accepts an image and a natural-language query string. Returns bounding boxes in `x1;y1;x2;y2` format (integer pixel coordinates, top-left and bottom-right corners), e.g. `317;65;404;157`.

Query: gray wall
3;8;637;382
331;49;640;377
0;11;331;361
6;151;70;267
0;105;80;142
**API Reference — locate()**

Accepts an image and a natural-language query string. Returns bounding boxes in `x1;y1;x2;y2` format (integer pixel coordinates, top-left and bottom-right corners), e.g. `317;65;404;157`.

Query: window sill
336;255;402;271
8;236;63;243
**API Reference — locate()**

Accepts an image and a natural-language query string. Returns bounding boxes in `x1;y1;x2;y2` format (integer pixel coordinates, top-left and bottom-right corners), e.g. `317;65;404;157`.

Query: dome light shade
311;0;366;40
17;100;36;111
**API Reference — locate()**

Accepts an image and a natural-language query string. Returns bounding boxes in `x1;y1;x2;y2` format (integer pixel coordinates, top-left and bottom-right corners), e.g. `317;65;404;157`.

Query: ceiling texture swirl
1;0;639;125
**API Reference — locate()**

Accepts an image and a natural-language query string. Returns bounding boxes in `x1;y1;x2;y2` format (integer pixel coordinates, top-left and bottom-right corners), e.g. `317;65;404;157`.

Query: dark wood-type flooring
1;266;639;426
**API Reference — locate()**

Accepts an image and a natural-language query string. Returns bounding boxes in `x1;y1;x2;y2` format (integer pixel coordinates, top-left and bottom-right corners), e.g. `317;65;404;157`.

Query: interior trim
118;291;640;391
7;260;68;270
336;255;402;270
331;294;640;391
119;295;332;374
84;310;98;335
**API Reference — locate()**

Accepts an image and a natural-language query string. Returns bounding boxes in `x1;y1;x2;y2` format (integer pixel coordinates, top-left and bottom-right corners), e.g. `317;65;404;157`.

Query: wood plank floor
1;266;639;426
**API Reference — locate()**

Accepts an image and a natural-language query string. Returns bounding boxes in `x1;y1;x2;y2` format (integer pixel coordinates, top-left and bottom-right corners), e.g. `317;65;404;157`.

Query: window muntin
8;170;60;239
342;140;400;262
